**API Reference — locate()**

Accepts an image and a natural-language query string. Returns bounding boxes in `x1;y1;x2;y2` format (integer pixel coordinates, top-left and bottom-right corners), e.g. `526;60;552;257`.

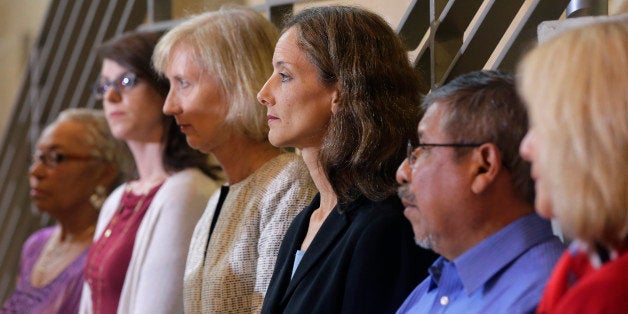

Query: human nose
29;158;46;179
163;91;181;116
519;130;535;163
257;79;274;107
103;85;122;103
396;159;411;185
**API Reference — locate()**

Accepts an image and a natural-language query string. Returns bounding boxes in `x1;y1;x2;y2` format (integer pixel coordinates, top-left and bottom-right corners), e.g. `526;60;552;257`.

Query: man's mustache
397;184;415;204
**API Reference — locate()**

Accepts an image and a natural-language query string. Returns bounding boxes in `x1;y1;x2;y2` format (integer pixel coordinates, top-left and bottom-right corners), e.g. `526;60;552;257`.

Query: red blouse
84;183;162;314
537;241;628;314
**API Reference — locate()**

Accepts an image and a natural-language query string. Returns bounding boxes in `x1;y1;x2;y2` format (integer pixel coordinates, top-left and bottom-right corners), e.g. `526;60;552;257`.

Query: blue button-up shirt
397;213;565;314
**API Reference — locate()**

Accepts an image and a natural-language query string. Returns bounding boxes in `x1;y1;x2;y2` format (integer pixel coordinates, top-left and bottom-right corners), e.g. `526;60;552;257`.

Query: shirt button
104;229;111;237
440;296;449;306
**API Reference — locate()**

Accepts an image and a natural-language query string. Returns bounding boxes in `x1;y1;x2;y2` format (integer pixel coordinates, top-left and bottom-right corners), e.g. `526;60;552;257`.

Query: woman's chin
535;202;555;219
268;134;288;148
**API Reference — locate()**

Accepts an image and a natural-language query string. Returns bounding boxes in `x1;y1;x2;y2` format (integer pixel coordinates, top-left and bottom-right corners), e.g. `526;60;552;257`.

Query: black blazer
261;193;438;314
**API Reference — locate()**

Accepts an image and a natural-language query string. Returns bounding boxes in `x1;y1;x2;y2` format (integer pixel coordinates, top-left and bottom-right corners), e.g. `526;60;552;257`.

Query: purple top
1;226;88;314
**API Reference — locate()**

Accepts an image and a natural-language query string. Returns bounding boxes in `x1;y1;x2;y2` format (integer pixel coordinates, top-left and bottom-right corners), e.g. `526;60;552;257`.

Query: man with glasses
396;70;564;313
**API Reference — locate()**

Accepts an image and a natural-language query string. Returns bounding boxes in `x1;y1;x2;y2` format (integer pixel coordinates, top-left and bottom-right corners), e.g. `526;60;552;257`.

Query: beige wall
1;0;624;141
0;0;413;141
244;0;412;28
295;0;412;28
171;0;413;28
172;0;245;18
0;0;49;138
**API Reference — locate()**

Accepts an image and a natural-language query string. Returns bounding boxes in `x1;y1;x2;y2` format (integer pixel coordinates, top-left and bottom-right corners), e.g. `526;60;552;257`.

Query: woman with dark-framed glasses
1;108;131;313
79;30;221;313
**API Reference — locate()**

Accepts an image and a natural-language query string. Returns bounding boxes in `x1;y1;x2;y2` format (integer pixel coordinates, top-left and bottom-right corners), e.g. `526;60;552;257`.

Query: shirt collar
449;213;555;295
427;257;447;290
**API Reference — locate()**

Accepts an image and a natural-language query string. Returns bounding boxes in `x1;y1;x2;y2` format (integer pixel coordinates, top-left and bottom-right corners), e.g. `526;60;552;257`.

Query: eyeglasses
406;139;483;167
92;72;138;100
32;150;98;168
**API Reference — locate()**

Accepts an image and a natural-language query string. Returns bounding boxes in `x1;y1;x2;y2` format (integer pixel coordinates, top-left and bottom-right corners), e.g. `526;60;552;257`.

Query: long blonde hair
517;19;628;246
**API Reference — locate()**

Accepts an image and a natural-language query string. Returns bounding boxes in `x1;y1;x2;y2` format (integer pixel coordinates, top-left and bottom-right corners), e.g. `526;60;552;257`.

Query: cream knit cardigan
183;153;317;313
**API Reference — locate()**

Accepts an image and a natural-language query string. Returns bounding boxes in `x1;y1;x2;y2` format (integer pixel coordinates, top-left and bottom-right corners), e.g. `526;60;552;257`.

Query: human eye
116;72;138;92
279;72;292;83
93;78;110;95
120;73;137;87
408;150;418;164
93;83;107;97
175;77;190;88
32;150;62;167
32;152;43;165
48;151;65;166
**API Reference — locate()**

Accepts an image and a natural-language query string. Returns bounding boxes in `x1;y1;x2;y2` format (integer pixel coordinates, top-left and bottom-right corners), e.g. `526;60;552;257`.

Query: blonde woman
518;18;628;313
153;6;317;313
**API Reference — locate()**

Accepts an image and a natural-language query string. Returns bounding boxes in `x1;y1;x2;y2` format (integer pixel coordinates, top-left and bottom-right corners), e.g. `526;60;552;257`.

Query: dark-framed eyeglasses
92;72;138;100
32;150;99;168
406;139;483;167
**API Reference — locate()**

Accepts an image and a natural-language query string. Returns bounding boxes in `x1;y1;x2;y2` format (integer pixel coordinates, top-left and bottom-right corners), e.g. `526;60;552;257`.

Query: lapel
280;197;354;305
268;198;314;308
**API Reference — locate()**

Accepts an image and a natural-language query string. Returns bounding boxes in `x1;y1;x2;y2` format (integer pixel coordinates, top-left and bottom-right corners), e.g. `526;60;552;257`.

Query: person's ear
471;143;502;194
330;85;341;114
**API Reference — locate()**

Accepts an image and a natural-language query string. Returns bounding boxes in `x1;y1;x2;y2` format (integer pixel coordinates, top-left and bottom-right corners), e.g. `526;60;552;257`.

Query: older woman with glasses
1;108;132;313
79;30;221;313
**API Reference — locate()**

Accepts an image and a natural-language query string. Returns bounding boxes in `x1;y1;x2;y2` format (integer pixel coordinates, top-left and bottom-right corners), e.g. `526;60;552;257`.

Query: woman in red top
518;18;628;313
79;30;221;313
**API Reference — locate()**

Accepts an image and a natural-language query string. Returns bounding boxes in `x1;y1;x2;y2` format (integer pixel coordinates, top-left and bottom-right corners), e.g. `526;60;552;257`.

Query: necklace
32;225;95;287
61;225;97;241
102;186;153;238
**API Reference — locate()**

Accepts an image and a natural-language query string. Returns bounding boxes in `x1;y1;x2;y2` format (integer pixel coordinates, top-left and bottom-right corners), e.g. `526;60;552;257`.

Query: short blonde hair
153;5;278;142
517;19;628;246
